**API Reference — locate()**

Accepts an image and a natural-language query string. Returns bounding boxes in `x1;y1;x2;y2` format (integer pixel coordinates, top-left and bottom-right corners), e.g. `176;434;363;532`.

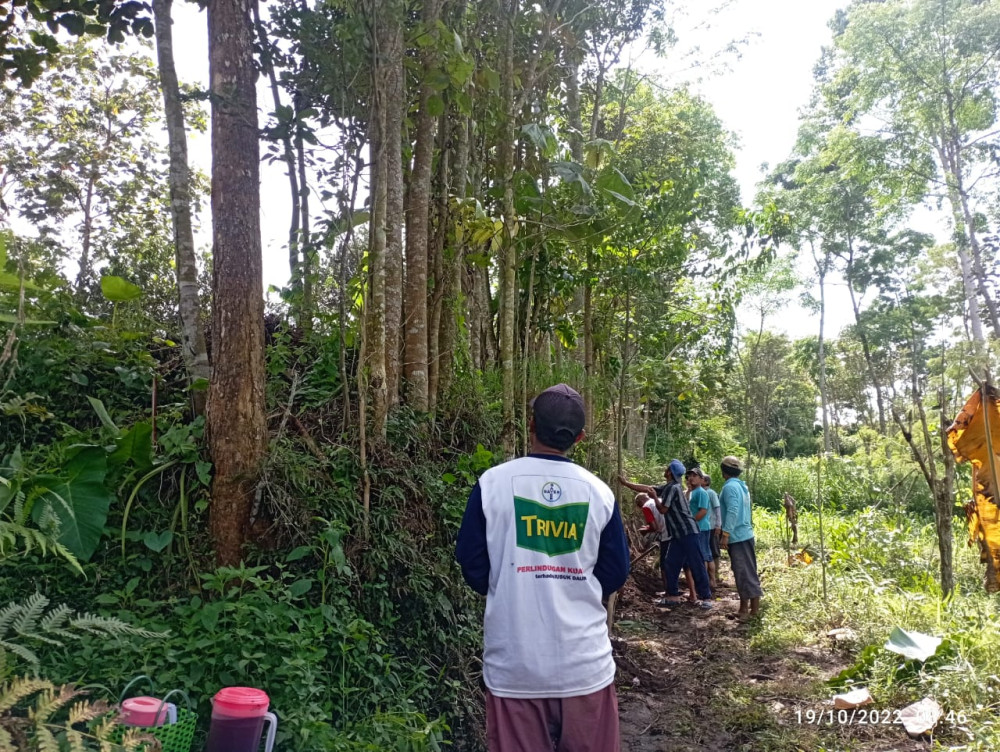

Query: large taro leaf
108;422;152;470
31;446;111;561
99;275;142;302
884;627;942;662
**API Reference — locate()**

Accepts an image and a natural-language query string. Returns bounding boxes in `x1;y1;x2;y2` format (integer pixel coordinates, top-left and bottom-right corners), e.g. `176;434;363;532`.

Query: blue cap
668;459;685;480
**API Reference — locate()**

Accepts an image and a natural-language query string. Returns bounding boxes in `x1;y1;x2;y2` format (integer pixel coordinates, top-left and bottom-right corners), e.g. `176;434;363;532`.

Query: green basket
113;676;198;752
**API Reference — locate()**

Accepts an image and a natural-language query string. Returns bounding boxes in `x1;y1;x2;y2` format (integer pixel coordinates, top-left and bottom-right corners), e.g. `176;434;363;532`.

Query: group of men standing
620;455;763;619
455;384;763;751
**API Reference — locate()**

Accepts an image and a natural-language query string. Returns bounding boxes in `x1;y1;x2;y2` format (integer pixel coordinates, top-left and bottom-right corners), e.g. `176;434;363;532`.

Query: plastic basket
113;676;197;752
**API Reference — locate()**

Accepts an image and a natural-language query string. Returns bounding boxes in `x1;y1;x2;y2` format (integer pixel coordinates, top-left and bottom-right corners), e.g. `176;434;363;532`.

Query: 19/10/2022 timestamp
795;708;968;725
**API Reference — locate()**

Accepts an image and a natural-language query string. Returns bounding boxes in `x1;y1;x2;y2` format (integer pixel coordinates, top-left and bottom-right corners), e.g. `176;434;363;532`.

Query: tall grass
751;509;1000;750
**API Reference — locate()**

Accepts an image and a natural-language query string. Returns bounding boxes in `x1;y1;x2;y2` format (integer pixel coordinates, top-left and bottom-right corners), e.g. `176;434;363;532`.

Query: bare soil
614;560;931;752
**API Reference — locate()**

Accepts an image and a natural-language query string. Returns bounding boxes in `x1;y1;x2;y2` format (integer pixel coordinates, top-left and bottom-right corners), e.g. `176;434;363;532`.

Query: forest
1;0;1000;748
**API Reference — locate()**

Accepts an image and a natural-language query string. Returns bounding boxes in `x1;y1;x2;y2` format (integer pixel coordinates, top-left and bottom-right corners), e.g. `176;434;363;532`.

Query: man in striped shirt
620;459;713;609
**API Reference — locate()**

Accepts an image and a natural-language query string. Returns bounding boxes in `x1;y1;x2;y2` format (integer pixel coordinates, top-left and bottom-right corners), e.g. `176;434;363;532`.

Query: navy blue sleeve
455;482;490;596
593;502;630;599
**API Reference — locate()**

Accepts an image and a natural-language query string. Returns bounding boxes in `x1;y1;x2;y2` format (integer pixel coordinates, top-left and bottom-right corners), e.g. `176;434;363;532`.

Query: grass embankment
722;510;1000;751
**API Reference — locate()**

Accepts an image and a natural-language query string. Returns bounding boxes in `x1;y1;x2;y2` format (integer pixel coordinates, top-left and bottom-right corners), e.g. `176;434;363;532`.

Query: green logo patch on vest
514;496;589;556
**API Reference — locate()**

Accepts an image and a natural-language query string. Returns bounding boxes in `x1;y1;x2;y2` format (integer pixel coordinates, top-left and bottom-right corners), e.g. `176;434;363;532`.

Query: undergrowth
743;509;1000;751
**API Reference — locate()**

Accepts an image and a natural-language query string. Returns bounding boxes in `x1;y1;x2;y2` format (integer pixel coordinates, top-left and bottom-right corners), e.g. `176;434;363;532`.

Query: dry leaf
833;688;873;709
899;697;941;737
827;627;857;643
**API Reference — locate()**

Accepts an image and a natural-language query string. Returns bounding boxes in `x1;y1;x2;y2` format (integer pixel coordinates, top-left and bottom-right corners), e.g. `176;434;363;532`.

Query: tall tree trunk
367;2;389;440
75;173;97;298
845;269;886;435
403;0;440;412
153;0;211;416
438;114;471;398
580;63;606;439
383;21;405;409
565;58;583;162
498;0;519;457
296;111;314;329
814;244;832;454
428;109;452;415
937;143;987;349
251;0;301;306
935;388;956;595
206;0;267;567
338;147;362;431
951;146;1000;340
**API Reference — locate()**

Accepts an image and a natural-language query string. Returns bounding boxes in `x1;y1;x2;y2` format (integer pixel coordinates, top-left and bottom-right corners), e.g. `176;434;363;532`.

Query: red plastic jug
205;687;277;752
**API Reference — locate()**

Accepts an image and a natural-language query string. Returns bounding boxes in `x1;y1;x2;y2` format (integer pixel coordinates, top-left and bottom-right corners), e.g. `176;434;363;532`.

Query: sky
167;0;946;341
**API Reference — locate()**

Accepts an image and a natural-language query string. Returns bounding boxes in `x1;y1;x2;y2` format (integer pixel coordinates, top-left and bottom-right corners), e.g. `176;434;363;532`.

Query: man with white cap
719;455;763;619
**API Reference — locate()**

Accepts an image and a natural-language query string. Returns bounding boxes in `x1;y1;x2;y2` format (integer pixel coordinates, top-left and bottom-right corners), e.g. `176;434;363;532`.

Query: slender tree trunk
153;0;211;416
521;247;537;455
814;245;832;454
384;22;405;409
403;0;440;412
367;2;389;440
580;62;606;438
845;268;886;435
498;0;519;457
206;0;267;566
937;143;988;349
428;109;451;415
75;175;96;298
439;113;471;399
296;114;314;329
565;59;583;163
252;0;301;305
338;147;362;431
935;388;956;595
951;148;1000;340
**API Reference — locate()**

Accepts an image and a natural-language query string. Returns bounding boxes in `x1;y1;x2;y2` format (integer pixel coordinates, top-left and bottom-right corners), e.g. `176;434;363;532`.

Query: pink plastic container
205;687;277;752
120;696;176;727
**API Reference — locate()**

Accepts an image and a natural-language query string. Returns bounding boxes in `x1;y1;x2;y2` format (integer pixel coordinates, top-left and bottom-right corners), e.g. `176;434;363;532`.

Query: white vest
479;456;617;698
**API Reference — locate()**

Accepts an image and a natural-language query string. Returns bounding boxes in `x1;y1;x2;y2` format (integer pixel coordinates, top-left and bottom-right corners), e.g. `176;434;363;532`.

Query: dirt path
613;561;929;752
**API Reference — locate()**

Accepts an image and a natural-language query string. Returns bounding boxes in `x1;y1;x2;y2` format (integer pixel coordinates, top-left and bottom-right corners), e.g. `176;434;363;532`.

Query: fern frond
0;602;20;637
35;725;60;752
119;727;158;751
34;502;61;537
67;698;109;726
0;677;51;714
0;517;82;574
30;684;80;724
92;715;118;749
0;639;38;665
65;728;88;752
68;615;166;640
0;596;164;669
10;489;26;524
0;725;13;752
11;592;47;637
38;604;71;634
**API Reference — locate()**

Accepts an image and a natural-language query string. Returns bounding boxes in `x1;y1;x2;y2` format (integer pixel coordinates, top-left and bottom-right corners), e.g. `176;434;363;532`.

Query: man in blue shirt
686;468;715;593
718;456;762;620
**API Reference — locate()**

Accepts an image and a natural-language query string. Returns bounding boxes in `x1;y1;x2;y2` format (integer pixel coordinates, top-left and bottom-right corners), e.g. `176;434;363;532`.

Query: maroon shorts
485;683;620;752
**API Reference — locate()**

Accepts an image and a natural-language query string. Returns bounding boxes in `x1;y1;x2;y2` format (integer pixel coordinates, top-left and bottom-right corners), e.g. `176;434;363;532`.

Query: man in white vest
456;383;630;751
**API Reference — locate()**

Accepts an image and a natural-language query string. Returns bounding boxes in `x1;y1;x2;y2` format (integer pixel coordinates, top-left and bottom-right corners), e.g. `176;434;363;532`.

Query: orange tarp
946;387;1000;591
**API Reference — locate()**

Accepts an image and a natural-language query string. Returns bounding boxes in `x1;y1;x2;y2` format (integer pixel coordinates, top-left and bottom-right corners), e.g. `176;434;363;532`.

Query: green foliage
0;593;163;674
752;509;1000;749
